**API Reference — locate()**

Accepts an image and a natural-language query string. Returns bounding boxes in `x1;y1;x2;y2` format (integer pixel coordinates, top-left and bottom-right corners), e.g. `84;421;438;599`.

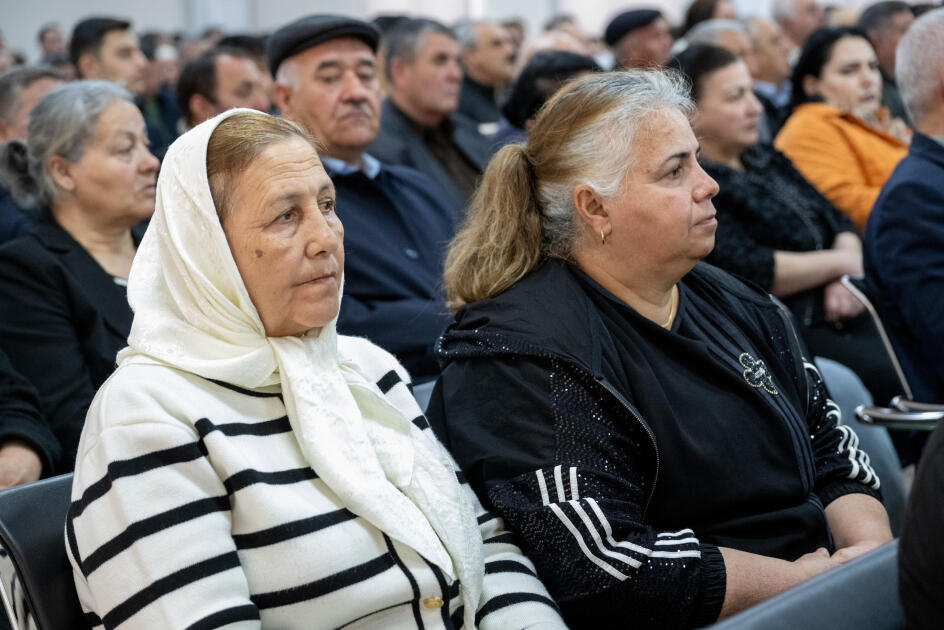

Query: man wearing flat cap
269;14;459;381
605;8;674;69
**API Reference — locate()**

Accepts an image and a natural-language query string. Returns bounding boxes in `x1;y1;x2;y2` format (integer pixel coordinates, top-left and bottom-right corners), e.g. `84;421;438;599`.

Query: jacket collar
31;216;134;337
909;131;944;168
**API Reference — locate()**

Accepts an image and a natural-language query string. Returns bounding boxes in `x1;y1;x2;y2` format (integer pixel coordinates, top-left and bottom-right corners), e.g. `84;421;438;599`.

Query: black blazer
864;133;944;402
0;217;134;472
370;99;492;210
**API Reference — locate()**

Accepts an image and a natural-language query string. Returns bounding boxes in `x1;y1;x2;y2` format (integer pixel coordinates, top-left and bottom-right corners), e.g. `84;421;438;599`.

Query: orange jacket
775;103;908;230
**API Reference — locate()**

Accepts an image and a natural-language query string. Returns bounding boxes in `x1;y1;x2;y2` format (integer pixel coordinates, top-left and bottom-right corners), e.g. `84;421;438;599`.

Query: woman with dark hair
679;0;738;38
672;43;899;408
775;26;909;230
428;70;891;630
0;80;158;473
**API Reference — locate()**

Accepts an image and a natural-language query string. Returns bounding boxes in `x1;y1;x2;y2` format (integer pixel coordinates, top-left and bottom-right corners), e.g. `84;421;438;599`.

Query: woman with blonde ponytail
428;70;892;629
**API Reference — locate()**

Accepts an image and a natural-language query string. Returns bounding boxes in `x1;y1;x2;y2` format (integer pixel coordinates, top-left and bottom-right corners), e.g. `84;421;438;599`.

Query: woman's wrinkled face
65;99;158;224
603;108;720;273
221;137;344;337
806;36;882;115
693;60;764;153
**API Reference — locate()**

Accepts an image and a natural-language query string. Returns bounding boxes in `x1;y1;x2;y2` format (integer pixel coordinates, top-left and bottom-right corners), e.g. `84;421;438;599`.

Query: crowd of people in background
1;1;944;628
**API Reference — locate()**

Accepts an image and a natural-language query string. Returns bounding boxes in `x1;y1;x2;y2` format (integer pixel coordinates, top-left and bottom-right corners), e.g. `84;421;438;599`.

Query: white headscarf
119;109;483;625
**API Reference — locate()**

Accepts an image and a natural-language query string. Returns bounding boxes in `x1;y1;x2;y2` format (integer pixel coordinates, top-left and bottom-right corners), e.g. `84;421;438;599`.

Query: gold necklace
660;286;678;329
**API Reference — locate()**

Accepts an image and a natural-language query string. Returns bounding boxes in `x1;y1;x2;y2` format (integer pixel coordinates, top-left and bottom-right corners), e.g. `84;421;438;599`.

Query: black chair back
0;474;87;630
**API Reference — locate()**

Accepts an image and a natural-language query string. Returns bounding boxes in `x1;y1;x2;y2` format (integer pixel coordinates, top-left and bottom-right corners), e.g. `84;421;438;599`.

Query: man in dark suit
370;18;492;209
269;15;460;380
863;8;944;404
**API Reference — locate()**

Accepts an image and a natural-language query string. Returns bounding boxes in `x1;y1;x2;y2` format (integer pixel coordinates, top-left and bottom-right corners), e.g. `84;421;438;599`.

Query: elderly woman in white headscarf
64;109;566;630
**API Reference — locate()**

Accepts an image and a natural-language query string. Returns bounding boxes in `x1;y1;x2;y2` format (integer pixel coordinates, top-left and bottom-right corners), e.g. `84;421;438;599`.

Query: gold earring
601;229;606;245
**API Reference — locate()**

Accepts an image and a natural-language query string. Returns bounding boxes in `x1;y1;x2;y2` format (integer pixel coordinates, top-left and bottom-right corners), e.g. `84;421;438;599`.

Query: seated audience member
0;66;61;244
0;81;158;473
682;20;785;141
745;17;795;135
858;1;914;125
775;26;909;230
426;70;892;629
679;0;738;38
773;0;825;51
66;109;566;629
371;19;492;209
496;50;600;147
216;33;276;108
673;44;899;407
70;17;175;159
269;16;459;381
177;46;270;128
604;9;674;69
454;20;516;133
0;347;59;489
38;22;67;62
899;422;944;629
864;8;944;404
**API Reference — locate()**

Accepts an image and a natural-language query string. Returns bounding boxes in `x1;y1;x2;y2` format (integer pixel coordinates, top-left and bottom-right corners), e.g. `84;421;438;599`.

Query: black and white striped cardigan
66;342;566;630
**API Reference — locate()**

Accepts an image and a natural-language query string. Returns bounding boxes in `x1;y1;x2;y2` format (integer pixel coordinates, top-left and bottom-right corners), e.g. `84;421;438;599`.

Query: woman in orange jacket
776;26;908;231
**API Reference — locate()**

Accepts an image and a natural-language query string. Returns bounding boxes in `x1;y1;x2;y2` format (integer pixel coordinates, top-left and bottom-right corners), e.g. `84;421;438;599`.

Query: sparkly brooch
739;352;779;395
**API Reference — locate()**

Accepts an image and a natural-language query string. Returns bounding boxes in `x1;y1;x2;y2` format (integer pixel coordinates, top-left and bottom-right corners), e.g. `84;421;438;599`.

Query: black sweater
428;259;882;630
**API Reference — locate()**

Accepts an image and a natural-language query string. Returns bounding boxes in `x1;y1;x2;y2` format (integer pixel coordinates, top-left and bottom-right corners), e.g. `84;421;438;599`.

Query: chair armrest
856;404;944;431
891;396;944;413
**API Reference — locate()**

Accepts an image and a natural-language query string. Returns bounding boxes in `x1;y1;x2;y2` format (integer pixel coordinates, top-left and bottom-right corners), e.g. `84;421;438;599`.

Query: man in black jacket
269;15;459;380
370;18;492;209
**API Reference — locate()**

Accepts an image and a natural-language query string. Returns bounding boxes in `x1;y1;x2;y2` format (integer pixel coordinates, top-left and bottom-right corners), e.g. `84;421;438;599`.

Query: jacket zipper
595;376;660;521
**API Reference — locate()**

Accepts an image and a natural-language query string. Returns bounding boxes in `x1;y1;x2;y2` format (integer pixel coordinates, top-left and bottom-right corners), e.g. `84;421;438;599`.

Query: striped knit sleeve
66;419;260;630
373;364;567;629
802;361;883;506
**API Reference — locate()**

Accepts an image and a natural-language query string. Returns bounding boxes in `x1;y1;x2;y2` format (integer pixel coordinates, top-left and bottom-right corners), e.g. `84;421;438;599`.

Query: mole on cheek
255;249;264;259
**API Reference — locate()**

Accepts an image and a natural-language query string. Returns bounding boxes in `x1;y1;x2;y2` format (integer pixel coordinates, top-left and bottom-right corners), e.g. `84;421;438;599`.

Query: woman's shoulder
80;361;282;445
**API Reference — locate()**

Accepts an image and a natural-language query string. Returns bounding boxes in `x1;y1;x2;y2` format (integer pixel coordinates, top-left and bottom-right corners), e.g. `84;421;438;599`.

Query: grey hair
453;19;479;52
895;7;944;126
536;69;694;257
0;66;61;122
382;18;455;83
771;0;797;23
0;80;133;208
686;19;748;46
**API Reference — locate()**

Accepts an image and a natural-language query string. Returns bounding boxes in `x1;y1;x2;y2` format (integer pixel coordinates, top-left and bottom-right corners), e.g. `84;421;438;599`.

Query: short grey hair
895;7;944;126
0;80;133;208
686;19;748;46
453;19;479;52
0;66;61;122
382;18;455;82
536;69;694;257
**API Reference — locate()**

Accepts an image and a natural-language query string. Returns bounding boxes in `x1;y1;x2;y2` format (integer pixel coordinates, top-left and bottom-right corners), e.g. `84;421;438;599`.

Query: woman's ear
573;184;610;237
47;155;76;194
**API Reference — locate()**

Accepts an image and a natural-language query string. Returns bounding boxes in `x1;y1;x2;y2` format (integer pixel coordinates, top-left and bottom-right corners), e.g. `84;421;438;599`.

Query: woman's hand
823;281;865;322
792;546;839;581
0;439;43;489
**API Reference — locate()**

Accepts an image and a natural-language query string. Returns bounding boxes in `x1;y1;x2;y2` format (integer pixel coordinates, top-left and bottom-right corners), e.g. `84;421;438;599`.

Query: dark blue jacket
864;132;944;402
328;160;457;380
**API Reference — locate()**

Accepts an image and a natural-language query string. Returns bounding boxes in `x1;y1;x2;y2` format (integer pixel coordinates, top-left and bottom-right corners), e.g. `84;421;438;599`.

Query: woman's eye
320;199;335;213
276;208;298;222
667;166;683;179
